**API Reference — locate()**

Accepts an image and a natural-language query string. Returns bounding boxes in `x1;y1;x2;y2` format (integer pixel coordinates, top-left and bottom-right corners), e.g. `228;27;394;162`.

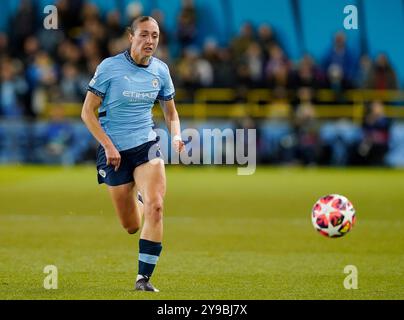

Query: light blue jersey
88;50;175;151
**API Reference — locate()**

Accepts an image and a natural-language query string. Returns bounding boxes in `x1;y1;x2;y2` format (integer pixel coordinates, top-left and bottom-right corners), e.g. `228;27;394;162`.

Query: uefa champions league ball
311;194;356;238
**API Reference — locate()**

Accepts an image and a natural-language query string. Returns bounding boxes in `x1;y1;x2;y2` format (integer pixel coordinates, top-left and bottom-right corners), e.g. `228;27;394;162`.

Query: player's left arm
159;99;185;153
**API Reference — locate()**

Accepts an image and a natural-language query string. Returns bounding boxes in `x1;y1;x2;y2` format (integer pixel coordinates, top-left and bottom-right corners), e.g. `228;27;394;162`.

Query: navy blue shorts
96;139;161;186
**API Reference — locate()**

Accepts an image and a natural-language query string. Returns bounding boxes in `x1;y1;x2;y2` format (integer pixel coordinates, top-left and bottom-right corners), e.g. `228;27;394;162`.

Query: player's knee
123;221;141;234
126;226;139;234
145;197;164;224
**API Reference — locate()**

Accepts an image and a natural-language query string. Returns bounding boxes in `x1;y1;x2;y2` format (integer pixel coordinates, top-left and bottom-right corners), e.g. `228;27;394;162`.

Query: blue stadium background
1;0;404;166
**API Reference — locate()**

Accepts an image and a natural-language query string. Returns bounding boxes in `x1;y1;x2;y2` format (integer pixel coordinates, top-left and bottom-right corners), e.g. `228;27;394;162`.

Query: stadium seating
1;0;404;166
3;0;402;84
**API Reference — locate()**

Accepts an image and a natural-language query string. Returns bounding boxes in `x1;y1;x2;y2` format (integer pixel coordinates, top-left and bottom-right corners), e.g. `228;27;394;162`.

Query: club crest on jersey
152;78;159;88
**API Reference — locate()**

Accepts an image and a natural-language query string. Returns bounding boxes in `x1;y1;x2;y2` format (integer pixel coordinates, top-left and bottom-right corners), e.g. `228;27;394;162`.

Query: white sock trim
136;274;146;282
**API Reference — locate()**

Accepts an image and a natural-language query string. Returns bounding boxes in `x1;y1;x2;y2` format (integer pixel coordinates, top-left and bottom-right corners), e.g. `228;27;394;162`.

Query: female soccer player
81;16;184;292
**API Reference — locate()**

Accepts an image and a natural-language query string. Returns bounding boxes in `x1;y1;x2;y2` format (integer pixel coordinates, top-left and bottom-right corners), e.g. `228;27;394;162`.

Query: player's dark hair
127;16;159;35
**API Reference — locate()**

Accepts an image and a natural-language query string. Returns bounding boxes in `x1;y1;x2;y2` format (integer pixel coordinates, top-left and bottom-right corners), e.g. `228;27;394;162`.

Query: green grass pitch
0;165;403;299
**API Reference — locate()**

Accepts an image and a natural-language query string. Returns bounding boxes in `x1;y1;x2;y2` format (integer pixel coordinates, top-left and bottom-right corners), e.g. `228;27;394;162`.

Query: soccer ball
311;194;356;238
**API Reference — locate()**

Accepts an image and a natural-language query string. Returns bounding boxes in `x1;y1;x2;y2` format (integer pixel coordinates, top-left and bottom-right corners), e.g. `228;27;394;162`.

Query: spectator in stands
151;9;169;47
177;0;198;48
107;34;130;57
9;0;37;57
80;18;108;59
234;41;264;88
39;106;74;164
257;24;278;61
235;61;250;89
324;32;355;85
324;63;351;102
56;0;84;34
26;51;58;89
105;10;125;40
23;36;40;64
37;28;65;59
366;53;398;90
293;87;319;165
355;54;373;89
86;55;101;75
176;47;213;89
257;24;274;43
57;39;82;65
244;42;265;87
125;1;143;25
0;57;28;118
80;1;101;24
82;38;103;62
231;22;255;63
176;47;200;89
214;48;236;88
200;39;235;88
201;38;219;69
151;10;171;63
195;55;214;87
25;51;58;116
18;36;41;117
59;63;87;102
0;33;9;57
264;44;292;90
358;100;391;165
292;54;324;90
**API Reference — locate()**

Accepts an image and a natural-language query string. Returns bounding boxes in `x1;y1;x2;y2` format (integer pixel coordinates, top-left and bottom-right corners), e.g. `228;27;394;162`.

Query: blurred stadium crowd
1;0;404;166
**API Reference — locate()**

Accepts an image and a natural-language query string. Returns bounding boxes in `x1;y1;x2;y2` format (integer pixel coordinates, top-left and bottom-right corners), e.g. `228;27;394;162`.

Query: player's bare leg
134;158;166;241
107;182;143;234
133;158;166;291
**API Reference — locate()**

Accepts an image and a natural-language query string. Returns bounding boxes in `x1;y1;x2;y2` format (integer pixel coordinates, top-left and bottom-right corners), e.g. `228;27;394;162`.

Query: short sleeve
157;64;175;101
87;60;110;98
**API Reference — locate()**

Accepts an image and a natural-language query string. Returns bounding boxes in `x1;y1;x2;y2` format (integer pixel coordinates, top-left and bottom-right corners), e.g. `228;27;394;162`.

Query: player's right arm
81;91;121;171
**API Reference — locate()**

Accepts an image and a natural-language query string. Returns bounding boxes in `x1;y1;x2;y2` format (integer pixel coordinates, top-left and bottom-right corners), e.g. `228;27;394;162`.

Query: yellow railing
43;89;404;122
